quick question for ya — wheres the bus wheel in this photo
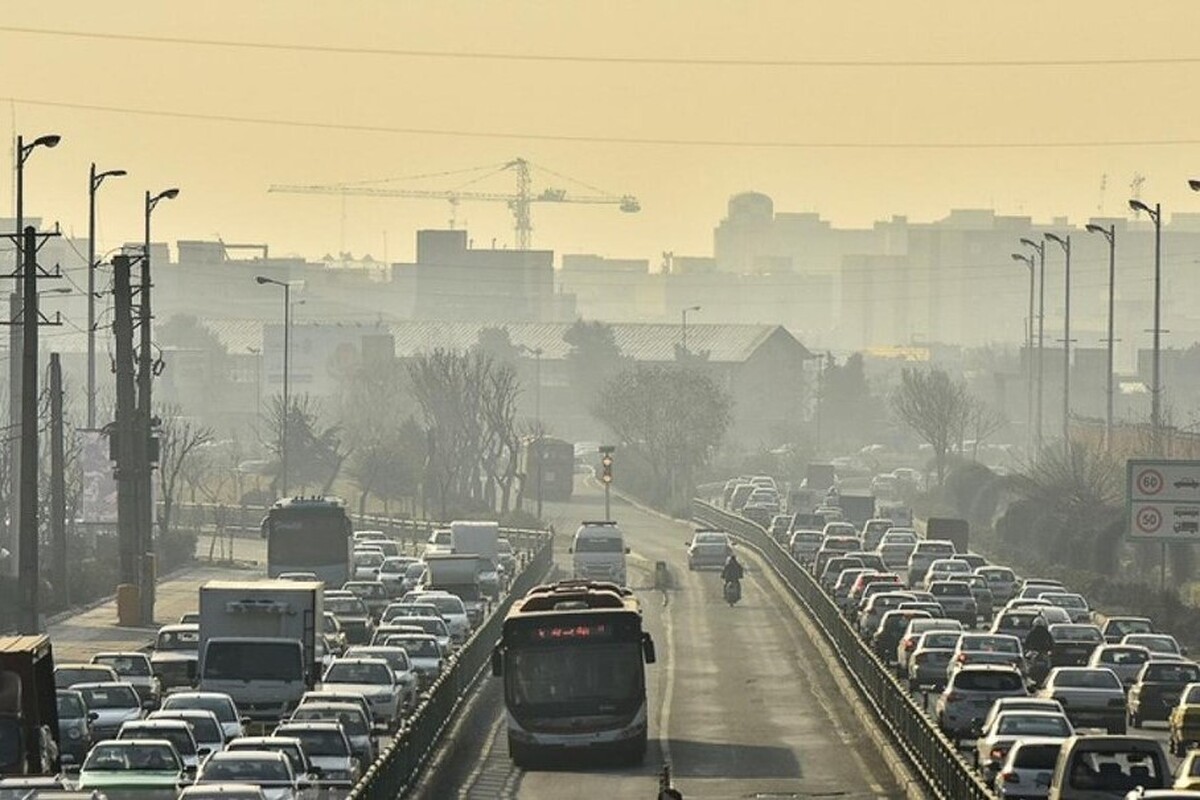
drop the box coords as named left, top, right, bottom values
left=626, top=733, right=647, bottom=766
left=509, top=736, right=533, bottom=770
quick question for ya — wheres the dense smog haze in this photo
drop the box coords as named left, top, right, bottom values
left=4, top=5, right=1200, bottom=799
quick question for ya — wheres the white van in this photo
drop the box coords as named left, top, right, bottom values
left=569, top=521, right=629, bottom=585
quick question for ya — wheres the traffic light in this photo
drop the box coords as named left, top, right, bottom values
left=600, top=453, right=613, bottom=484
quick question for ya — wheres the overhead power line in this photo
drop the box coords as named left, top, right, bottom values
left=6, top=97, right=1200, bottom=150
left=1, top=25, right=1198, bottom=69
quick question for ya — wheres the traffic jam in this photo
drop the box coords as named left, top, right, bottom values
left=0, top=517, right=524, bottom=800
left=723, top=472, right=1200, bottom=798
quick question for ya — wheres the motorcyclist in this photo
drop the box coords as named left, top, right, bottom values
left=721, top=553, right=744, bottom=586
left=1024, top=616, right=1054, bottom=656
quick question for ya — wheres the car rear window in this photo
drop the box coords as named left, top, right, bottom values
left=1054, top=670, right=1121, bottom=690
left=1014, top=743, right=1061, bottom=770
left=953, top=671, right=1024, bottom=692
left=931, top=583, right=970, bottom=597
left=1145, top=663, right=1200, bottom=683
left=1068, top=749, right=1163, bottom=790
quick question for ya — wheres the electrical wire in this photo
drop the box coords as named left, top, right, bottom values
left=6, top=96, right=1200, bottom=150
left=2, top=25, right=1198, bottom=70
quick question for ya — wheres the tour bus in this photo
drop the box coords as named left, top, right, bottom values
left=260, top=497, right=353, bottom=585
left=491, top=581, right=656, bottom=767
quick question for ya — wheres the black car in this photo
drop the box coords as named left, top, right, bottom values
left=1129, top=660, right=1200, bottom=726
left=1048, top=624, right=1104, bottom=668
left=56, top=689, right=94, bottom=768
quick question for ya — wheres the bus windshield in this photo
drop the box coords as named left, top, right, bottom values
left=508, top=642, right=643, bottom=715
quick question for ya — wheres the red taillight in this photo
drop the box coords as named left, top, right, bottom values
left=1001, top=771, right=1018, bottom=784
left=956, top=653, right=968, bottom=663
left=945, top=691, right=958, bottom=702
left=990, top=747, right=1007, bottom=761
left=904, top=639, right=916, bottom=651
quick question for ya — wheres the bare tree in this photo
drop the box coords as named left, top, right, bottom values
left=157, top=407, right=215, bottom=537
left=890, top=368, right=972, bottom=486
left=965, top=397, right=1008, bottom=460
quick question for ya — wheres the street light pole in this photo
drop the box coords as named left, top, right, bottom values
left=681, top=305, right=700, bottom=353
left=518, top=345, right=544, bottom=518
left=87, top=164, right=127, bottom=429
left=1011, top=253, right=1036, bottom=454
left=1086, top=224, right=1117, bottom=452
left=256, top=276, right=292, bottom=497
left=9, top=133, right=60, bottom=580
left=1045, top=233, right=1072, bottom=445
left=140, top=187, right=179, bottom=624
left=1130, top=199, right=1163, bottom=450
left=1020, top=237, right=1046, bottom=453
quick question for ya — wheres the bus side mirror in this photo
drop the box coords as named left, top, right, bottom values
left=567, top=547, right=573, bottom=554
left=642, top=633, right=656, bottom=665
left=625, top=547, right=631, bottom=554
left=491, top=647, right=503, bottom=677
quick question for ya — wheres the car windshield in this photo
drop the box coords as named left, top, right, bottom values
left=423, top=595, right=465, bottom=615
left=323, top=662, right=392, bottom=685
left=1053, top=627, right=1103, bottom=643
left=1067, top=748, right=1162, bottom=790
left=84, top=743, right=180, bottom=771
left=162, top=696, right=236, bottom=723
left=347, top=648, right=410, bottom=672
left=56, top=693, right=85, bottom=718
left=1055, top=670, right=1121, bottom=689
left=120, top=726, right=196, bottom=756
left=1145, top=663, right=1200, bottom=683
left=574, top=536, right=623, bottom=553
left=93, top=656, right=150, bottom=677
left=921, top=633, right=961, bottom=649
left=953, top=671, right=1023, bottom=692
left=387, top=638, right=440, bottom=658
left=997, top=714, right=1072, bottom=736
left=200, top=758, right=290, bottom=782
left=156, top=629, right=200, bottom=651
left=1013, top=743, right=1062, bottom=770
left=157, top=714, right=221, bottom=741
left=1100, top=648, right=1148, bottom=665
left=353, top=552, right=383, bottom=567
left=325, top=597, right=369, bottom=616
left=78, top=685, right=138, bottom=709
left=291, top=707, right=369, bottom=736
left=961, top=636, right=1019, bottom=654
left=284, top=729, right=348, bottom=757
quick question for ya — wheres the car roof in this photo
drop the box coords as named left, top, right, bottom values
left=165, top=692, right=234, bottom=702
left=206, top=751, right=288, bottom=762
left=151, top=709, right=221, bottom=719
left=93, top=651, right=150, bottom=659
left=294, top=701, right=365, bottom=714
left=274, top=721, right=343, bottom=732
left=70, top=681, right=137, bottom=690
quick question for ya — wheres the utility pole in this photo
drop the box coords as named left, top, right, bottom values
left=1046, top=233, right=1072, bottom=445
left=49, top=352, right=66, bottom=607
left=1129, top=199, right=1163, bottom=451
left=112, top=255, right=141, bottom=613
left=5, top=226, right=62, bottom=631
left=1021, top=238, right=1047, bottom=454
left=1086, top=223, right=1117, bottom=452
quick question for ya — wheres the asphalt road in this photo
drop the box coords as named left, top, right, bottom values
left=422, top=480, right=902, bottom=800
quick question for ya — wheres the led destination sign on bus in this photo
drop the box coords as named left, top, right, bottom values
left=511, top=615, right=640, bottom=644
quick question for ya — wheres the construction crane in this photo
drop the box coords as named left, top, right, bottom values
left=268, top=158, right=640, bottom=250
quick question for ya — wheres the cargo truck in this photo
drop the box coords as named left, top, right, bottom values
left=197, top=580, right=323, bottom=725
left=422, top=554, right=487, bottom=626
left=450, top=521, right=501, bottom=599
left=837, top=494, right=877, bottom=528
left=925, top=517, right=969, bottom=554
left=0, top=635, right=60, bottom=776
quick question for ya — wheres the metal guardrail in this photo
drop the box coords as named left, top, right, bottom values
left=692, top=499, right=996, bottom=800
left=346, top=528, right=554, bottom=800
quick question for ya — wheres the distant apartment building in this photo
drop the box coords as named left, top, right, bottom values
left=392, top=230, right=575, bottom=322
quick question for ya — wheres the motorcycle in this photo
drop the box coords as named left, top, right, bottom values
left=1025, top=649, right=1051, bottom=688
left=723, top=578, right=742, bottom=606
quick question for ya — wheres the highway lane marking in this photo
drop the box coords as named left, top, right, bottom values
left=744, top=557, right=888, bottom=796
left=658, top=568, right=677, bottom=768
left=457, top=712, right=509, bottom=798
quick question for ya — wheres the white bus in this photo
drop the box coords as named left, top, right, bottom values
left=260, top=497, right=352, bottom=586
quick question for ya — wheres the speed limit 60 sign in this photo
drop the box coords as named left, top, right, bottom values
left=1128, top=459, right=1200, bottom=541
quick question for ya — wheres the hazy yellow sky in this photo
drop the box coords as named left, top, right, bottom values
left=4, top=1, right=1200, bottom=265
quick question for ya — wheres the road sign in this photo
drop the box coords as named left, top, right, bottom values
left=1127, top=459, right=1200, bottom=541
